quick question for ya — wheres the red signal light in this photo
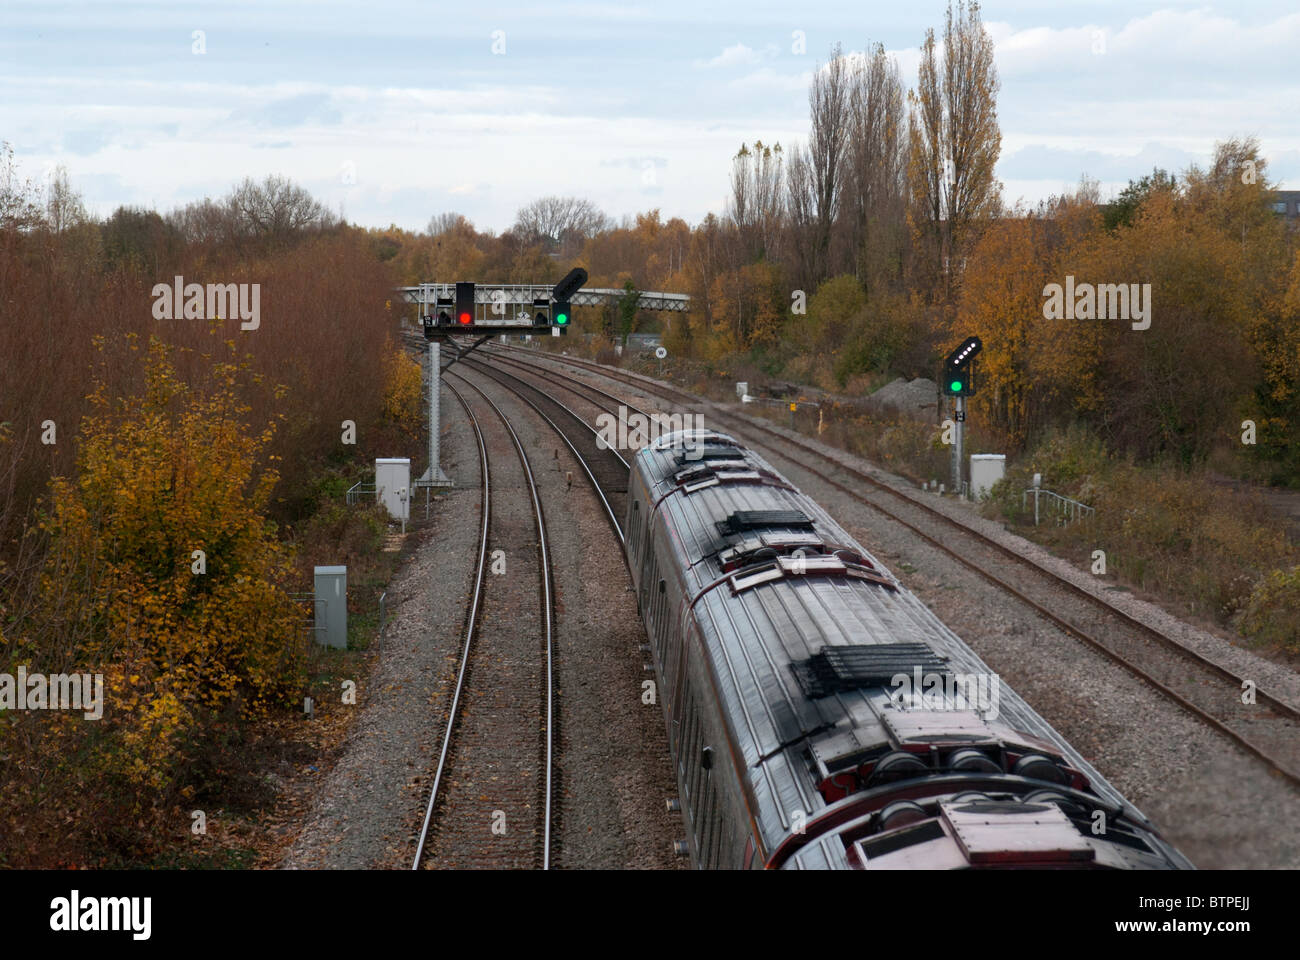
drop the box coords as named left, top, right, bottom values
left=454, top=282, right=475, bottom=326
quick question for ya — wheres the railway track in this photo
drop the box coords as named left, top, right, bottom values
left=459, top=356, right=629, bottom=542
left=410, top=373, right=556, bottom=869
left=480, top=344, right=1300, bottom=790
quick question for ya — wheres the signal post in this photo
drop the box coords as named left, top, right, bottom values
left=941, top=336, right=982, bottom=498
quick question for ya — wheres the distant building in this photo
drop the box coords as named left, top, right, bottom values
left=1271, top=189, right=1300, bottom=224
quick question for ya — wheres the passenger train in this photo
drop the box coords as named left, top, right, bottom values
left=626, top=430, right=1193, bottom=870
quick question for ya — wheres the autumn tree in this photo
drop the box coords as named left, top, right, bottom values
left=907, top=0, right=1002, bottom=296
left=805, top=273, right=866, bottom=354
left=1102, top=167, right=1177, bottom=231
left=709, top=261, right=785, bottom=355
left=958, top=211, right=1063, bottom=444
left=36, top=335, right=303, bottom=798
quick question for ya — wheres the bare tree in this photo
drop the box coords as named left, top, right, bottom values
left=806, top=45, right=852, bottom=282
left=907, top=27, right=945, bottom=282
left=728, top=144, right=752, bottom=235
left=46, top=166, right=88, bottom=234
left=0, top=143, right=43, bottom=232
left=512, top=195, right=611, bottom=255
left=785, top=144, right=818, bottom=290
left=228, top=175, right=337, bottom=239
left=845, top=43, right=907, bottom=292
left=728, top=141, right=786, bottom=261
left=942, top=1, right=1002, bottom=262
left=427, top=211, right=474, bottom=236
left=165, top=196, right=239, bottom=247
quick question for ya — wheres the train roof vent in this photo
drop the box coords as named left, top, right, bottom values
left=677, top=445, right=746, bottom=464
left=856, top=819, right=947, bottom=863
left=716, top=510, right=813, bottom=536
left=652, top=431, right=738, bottom=451
left=791, top=643, right=950, bottom=699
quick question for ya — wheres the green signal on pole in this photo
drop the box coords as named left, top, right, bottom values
left=550, top=268, right=584, bottom=332
left=942, top=336, right=982, bottom=397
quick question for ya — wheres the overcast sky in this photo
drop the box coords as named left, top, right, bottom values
left=3, top=1, right=1298, bottom=233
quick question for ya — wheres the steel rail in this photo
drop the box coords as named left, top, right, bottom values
left=459, top=356, right=627, bottom=545
left=412, top=376, right=491, bottom=869
left=445, top=370, right=558, bottom=869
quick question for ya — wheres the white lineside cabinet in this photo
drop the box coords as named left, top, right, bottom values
left=969, top=454, right=1006, bottom=501
left=375, top=458, right=411, bottom=521
left=314, top=565, right=347, bottom=649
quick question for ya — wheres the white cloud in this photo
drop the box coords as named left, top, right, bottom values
left=726, top=67, right=811, bottom=95
left=7, top=3, right=1300, bottom=229
left=697, top=43, right=767, bottom=69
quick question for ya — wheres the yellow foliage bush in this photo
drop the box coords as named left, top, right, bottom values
left=1238, top=566, right=1300, bottom=651
left=37, top=336, right=303, bottom=790
left=381, top=338, right=422, bottom=423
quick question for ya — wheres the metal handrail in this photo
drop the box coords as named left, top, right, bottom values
left=288, top=593, right=327, bottom=639
left=346, top=480, right=376, bottom=505
left=1022, top=487, right=1095, bottom=526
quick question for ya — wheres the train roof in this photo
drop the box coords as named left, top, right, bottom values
left=633, top=431, right=1189, bottom=869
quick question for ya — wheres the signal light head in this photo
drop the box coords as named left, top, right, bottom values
left=454, top=281, right=475, bottom=327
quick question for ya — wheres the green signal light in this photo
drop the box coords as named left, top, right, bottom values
left=556, top=312, right=568, bottom=325
left=950, top=380, right=963, bottom=392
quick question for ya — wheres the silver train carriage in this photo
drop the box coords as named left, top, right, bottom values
left=625, top=429, right=1192, bottom=870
